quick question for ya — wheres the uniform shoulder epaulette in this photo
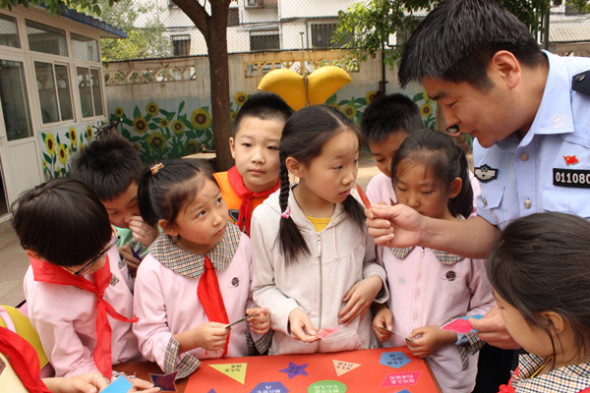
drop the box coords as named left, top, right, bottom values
left=572, top=70, right=590, bottom=95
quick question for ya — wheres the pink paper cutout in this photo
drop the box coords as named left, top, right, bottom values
left=380, top=371, right=422, bottom=387
left=316, top=327, right=340, bottom=339
left=441, top=318, right=474, bottom=334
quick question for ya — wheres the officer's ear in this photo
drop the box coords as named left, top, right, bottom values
left=489, top=50, right=521, bottom=89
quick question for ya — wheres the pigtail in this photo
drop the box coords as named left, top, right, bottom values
left=278, top=151, right=309, bottom=263
left=343, top=195, right=366, bottom=234
left=448, top=144, right=474, bottom=218
left=137, top=165, right=158, bottom=226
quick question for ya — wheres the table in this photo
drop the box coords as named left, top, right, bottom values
left=116, top=347, right=440, bottom=393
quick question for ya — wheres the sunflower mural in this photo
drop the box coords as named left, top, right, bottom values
left=41, top=123, right=97, bottom=179
left=114, top=99, right=215, bottom=164
left=324, top=90, right=378, bottom=125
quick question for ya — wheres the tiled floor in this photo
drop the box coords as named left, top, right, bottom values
left=0, top=152, right=380, bottom=308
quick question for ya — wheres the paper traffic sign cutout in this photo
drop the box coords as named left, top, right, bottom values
left=332, top=359, right=361, bottom=376
left=250, top=382, right=289, bottom=393
left=209, top=363, right=247, bottom=384
left=102, top=376, right=133, bottom=393
left=441, top=315, right=483, bottom=335
left=380, top=371, right=422, bottom=388
left=149, top=371, right=178, bottom=392
left=307, top=380, right=347, bottom=393
left=280, top=362, right=309, bottom=379
left=380, top=352, right=411, bottom=369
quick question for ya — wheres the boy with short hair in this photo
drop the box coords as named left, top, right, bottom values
left=360, top=93, right=423, bottom=205
left=72, top=133, right=158, bottom=270
left=213, top=92, right=292, bottom=235
left=14, top=179, right=142, bottom=379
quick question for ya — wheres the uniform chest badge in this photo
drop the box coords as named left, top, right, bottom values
left=564, top=155, right=579, bottom=165
left=474, top=164, right=498, bottom=183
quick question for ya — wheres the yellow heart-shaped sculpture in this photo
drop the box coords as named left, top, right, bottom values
left=258, top=66, right=351, bottom=111
left=257, top=69, right=306, bottom=111
left=307, top=66, right=352, bottom=106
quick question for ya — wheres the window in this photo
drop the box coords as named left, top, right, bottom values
left=250, top=32, right=279, bottom=51
left=71, top=33, right=99, bottom=62
left=0, top=14, right=20, bottom=48
left=172, top=34, right=191, bottom=56
left=311, top=23, right=339, bottom=49
left=34, top=61, right=73, bottom=123
left=77, top=67, right=104, bottom=118
left=228, top=8, right=239, bottom=27
left=26, top=20, right=67, bottom=56
left=0, top=60, right=32, bottom=141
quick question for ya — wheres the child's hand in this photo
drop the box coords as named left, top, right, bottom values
left=43, top=372, right=109, bottom=393
left=129, top=216, right=159, bottom=247
left=288, top=309, right=319, bottom=343
left=366, top=203, right=424, bottom=248
left=406, top=326, right=457, bottom=358
left=339, top=275, right=382, bottom=325
left=125, top=376, right=161, bottom=392
left=118, top=244, right=141, bottom=272
left=246, top=307, right=270, bottom=335
left=179, top=322, right=228, bottom=352
left=372, top=304, right=394, bottom=343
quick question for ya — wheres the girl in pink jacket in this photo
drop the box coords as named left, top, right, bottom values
left=372, top=129, right=495, bottom=393
left=134, top=159, right=270, bottom=379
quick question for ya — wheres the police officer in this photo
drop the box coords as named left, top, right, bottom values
left=366, top=0, right=590, bottom=391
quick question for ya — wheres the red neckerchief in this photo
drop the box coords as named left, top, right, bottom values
left=228, top=165, right=279, bottom=235
left=30, top=256, right=138, bottom=378
left=197, top=256, right=230, bottom=357
left=0, top=326, right=51, bottom=393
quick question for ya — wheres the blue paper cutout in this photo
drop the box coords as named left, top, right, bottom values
left=279, top=361, right=309, bottom=379
left=250, top=381, right=289, bottom=393
left=397, top=390, right=411, bottom=393
left=380, top=352, right=411, bottom=369
left=207, top=390, right=216, bottom=393
left=102, top=376, right=132, bottom=393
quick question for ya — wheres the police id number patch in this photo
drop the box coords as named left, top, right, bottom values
left=553, top=168, right=590, bottom=188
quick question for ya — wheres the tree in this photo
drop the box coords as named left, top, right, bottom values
left=95, top=0, right=172, bottom=61
left=170, top=0, right=233, bottom=171
left=334, top=0, right=553, bottom=74
left=0, top=0, right=112, bottom=15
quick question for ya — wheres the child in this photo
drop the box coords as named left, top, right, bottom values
left=72, top=133, right=158, bottom=271
left=213, top=92, right=292, bottom=235
left=372, top=129, right=494, bottom=393
left=360, top=93, right=423, bottom=205
left=251, top=105, right=388, bottom=355
left=13, top=179, right=142, bottom=379
left=134, top=159, right=270, bottom=378
left=488, top=212, right=590, bottom=392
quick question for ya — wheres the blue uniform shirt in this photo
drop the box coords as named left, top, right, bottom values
left=474, top=51, right=590, bottom=229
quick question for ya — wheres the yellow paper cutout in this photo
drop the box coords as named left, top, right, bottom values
left=209, top=362, right=248, bottom=384
left=332, top=359, right=361, bottom=376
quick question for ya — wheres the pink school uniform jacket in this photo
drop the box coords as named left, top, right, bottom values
left=23, top=246, right=140, bottom=377
left=379, top=244, right=495, bottom=393
left=133, top=224, right=266, bottom=379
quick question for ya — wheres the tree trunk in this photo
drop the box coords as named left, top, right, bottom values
left=207, top=7, right=232, bottom=171
left=172, top=0, right=233, bottom=171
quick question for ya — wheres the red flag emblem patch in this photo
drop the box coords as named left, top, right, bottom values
left=563, top=155, right=579, bottom=165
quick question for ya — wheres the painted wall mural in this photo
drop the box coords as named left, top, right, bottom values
left=37, top=88, right=438, bottom=179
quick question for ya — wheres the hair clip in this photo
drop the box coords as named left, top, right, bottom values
left=280, top=206, right=291, bottom=219
left=150, top=163, right=164, bottom=174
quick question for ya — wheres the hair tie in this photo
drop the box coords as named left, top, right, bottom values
left=280, top=206, right=291, bottom=219
left=150, top=163, right=164, bottom=174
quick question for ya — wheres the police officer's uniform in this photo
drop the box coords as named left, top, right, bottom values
left=474, top=51, right=590, bottom=228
